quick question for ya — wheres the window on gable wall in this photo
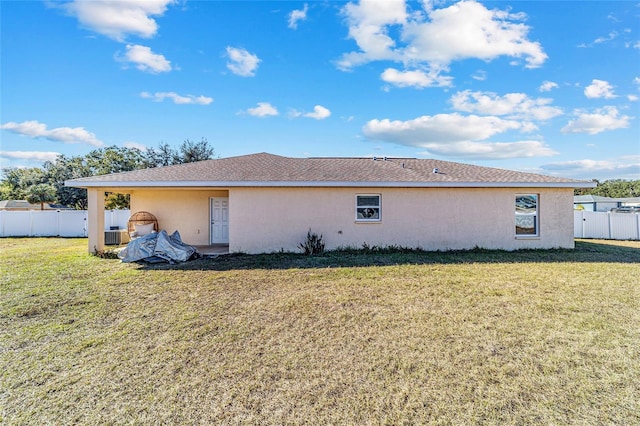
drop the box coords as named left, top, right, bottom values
left=515, top=194, right=539, bottom=236
left=356, top=194, right=381, bottom=222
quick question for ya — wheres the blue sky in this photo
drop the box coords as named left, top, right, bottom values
left=1, top=0, right=639, bottom=180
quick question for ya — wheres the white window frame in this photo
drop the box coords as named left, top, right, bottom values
left=356, top=194, right=381, bottom=222
left=515, top=194, right=539, bottom=238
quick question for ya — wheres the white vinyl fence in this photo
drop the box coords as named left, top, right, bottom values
left=574, top=211, right=640, bottom=240
left=0, top=210, right=131, bottom=237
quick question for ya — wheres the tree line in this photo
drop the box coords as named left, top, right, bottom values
left=574, top=179, right=640, bottom=198
left=0, top=139, right=215, bottom=210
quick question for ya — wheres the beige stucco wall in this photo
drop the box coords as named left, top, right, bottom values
left=130, top=189, right=228, bottom=245
left=127, top=186, right=574, bottom=253
left=229, top=187, right=575, bottom=253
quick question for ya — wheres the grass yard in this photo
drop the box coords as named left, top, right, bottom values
left=1, top=238, right=639, bottom=424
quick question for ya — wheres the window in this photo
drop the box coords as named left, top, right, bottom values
left=356, top=194, right=381, bottom=222
left=515, top=194, right=538, bottom=236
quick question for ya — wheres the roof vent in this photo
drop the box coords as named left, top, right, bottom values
left=432, top=168, right=439, bottom=174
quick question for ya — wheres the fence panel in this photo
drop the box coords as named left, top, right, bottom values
left=610, top=213, right=640, bottom=240
left=574, top=210, right=640, bottom=240
left=0, top=211, right=32, bottom=237
left=0, top=210, right=129, bottom=237
left=59, top=211, right=88, bottom=237
left=30, top=211, right=60, bottom=236
left=582, top=211, right=611, bottom=239
left=574, top=211, right=584, bottom=238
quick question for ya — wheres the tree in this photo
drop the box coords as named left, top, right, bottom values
left=105, top=193, right=130, bottom=210
left=42, top=146, right=148, bottom=209
left=144, top=142, right=175, bottom=168
left=177, top=138, right=216, bottom=163
left=25, top=183, right=57, bottom=210
left=42, top=154, right=91, bottom=210
left=574, top=179, right=640, bottom=198
left=144, top=138, right=216, bottom=167
left=1, top=140, right=216, bottom=210
left=0, top=167, right=47, bottom=200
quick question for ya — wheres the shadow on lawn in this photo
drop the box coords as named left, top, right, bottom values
left=135, top=240, right=640, bottom=271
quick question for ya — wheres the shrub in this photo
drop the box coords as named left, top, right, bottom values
left=298, top=229, right=325, bottom=255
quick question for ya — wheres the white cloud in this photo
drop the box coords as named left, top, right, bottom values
left=539, top=81, right=558, bottom=92
left=381, top=68, right=453, bottom=88
left=140, top=91, right=213, bottom=105
left=226, top=47, right=260, bottom=77
left=594, top=31, right=618, bottom=44
left=303, top=105, right=331, bottom=120
left=123, top=142, right=148, bottom=151
left=628, top=94, right=639, bottom=102
left=339, top=0, right=407, bottom=68
left=288, top=4, right=309, bottom=29
left=362, top=112, right=557, bottom=159
left=584, top=79, right=616, bottom=99
left=450, top=90, right=563, bottom=121
left=540, top=156, right=640, bottom=180
left=364, top=113, right=528, bottom=144
left=60, top=0, right=176, bottom=41
left=1, top=120, right=104, bottom=147
left=561, top=106, right=631, bottom=135
left=471, top=70, right=487, bottom=81
left=246, top=102, right=279, bottom=117
left=0, top=150, right=60, bottom=163
left=416, top=140, right=556, bottom=159
left=119, top=44, right=172, bottom=73
left=338, top=0, right=547, bottom=80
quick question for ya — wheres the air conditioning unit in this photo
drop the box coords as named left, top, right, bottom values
left=105, top=229, right=127, bottom=245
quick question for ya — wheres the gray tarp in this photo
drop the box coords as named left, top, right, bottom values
left=118, top=230, right=199, bottom=263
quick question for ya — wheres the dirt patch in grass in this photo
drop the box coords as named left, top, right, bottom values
left=1, top=238, right=639, bottom=424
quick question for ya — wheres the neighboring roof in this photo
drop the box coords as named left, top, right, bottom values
left=574, top=195, right=640, bottom=203
left=0, top=200, right=71, bottom=210
left=66, top=152, right=596, bottom=189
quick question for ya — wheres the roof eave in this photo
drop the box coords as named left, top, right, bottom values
left=65, top=180, right=597, bottom=189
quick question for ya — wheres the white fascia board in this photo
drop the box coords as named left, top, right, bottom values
left=66, top=180, right=597, bottom=189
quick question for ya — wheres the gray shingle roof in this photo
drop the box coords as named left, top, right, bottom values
left=66, top=152, right=595, bottom=188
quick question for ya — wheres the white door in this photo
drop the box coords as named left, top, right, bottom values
left=210, top=197, right=229, bottom=244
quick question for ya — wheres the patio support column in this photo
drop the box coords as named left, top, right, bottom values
left=87, top=188, right=105, bottom=254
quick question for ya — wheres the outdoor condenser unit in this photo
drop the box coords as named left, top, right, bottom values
left=104, top=229, right=127, bottom=245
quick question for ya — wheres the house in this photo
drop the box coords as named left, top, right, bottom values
left=66, top=152, right=596, bottom=254
left=0, top=200, right=72, bottom=211
left=574, top=195, right=640, bottom=212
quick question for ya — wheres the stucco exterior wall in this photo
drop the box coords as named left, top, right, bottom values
left=127, top=186, right=574, bottom=253
left=229, top=187, right=575, bottom=253
left=130, top=189, right=228, bottom=245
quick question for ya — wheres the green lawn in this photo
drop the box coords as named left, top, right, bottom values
left=1, top=238, right=639, bottom=424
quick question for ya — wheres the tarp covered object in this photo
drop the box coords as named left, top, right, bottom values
left=119, top=230, right=199, bottom=263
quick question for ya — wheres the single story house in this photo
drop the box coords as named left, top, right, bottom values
left=66, top=152, right=595, bottom=254
left=574, top=195, right=640, bottom=212
left=0, top=200, right=72, bottom=211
